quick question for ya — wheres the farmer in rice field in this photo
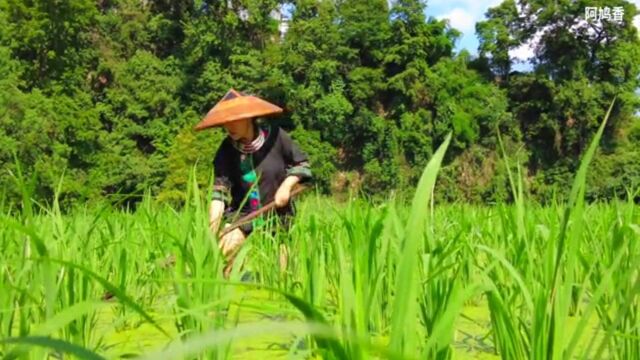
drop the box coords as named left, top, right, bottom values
left=194, top=89, right=312, bottom=277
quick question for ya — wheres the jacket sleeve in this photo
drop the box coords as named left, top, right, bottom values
left=280, top=129, right=312, bottom=182
left=212, top=142, right=232, bottom=205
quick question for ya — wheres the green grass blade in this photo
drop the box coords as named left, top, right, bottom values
left=475, top=244, right=534, bottom=311
left=283, top=293, right=349, bottom=359
left=32, top=301, right=108, bottom=336
left=42, top=258, right=170, bottom=338
left=554, top=99, right=615, bottom=275
left=390, top=133, right=451, bottom=356
left=548, top=99, right=615, bottom=357
left=135, top=320, right=408, bottom=360
left=0, top=336, right=106, bottom=360
left=0, top=216, right=48, bottom=257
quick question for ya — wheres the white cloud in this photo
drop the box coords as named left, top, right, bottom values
left=508, top=24, right=552, bottom=62
left=429, top=0, right=501, bottom=10
left=438, top=8, right=476, bottom=32
left=431, top=0, right=502, bottom=22
left=634, top=15, right=640, bottom=30
left=509, top=43, right=534, bottom=61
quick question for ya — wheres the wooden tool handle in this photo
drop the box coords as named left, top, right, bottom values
left=218, top=185, right=308, bottom=237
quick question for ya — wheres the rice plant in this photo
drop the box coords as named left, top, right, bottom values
left=1, top=103, right=639, bottom=359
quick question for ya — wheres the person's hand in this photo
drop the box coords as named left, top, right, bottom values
left=209, top=200, right=225, bottom=233
left=274, top=185, right=291, bottom=208
left=275, top=175, right=300, bottom=208
left=218, top=225, right=246, bottom=258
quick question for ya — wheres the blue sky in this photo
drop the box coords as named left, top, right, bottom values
left=427, top=0, right=640, bottom=64
left=428, top=0, right=502, bottom=55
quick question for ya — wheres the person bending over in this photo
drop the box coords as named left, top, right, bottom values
left=194, top=89, right=312, bottom=277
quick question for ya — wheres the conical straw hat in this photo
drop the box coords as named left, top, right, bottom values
left=194, top=89, right=283, bottom=131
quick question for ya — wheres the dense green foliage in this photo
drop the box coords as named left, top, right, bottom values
left=1, top=0, right=639, bottom=207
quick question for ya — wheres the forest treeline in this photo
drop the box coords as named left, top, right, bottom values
left=1, top=0, right=639, bottom=208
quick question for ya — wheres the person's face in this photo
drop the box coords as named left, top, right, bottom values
left=223, top=118, right=253, bottom=142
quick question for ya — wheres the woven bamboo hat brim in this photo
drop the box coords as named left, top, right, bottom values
left=194, top=89, right=283, bottom=131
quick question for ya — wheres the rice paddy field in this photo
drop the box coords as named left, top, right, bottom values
left=1, top=131, right=639, bottom=359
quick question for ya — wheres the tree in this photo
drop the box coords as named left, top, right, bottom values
left=0, top=0, right=98, bottom=90
left=477, top=0, right=640, bottom=200
left=94, top=51, right=184, bottom=199
left=0, top=46, right=103, bottom=206
left=476, top=0, right=520, bottom=80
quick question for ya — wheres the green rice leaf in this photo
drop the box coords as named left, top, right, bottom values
left=1, top=336, right=106, bottom=360
left=40, top=258, right=170, bottom=338
left=390, top=133, right=451, bottom=356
